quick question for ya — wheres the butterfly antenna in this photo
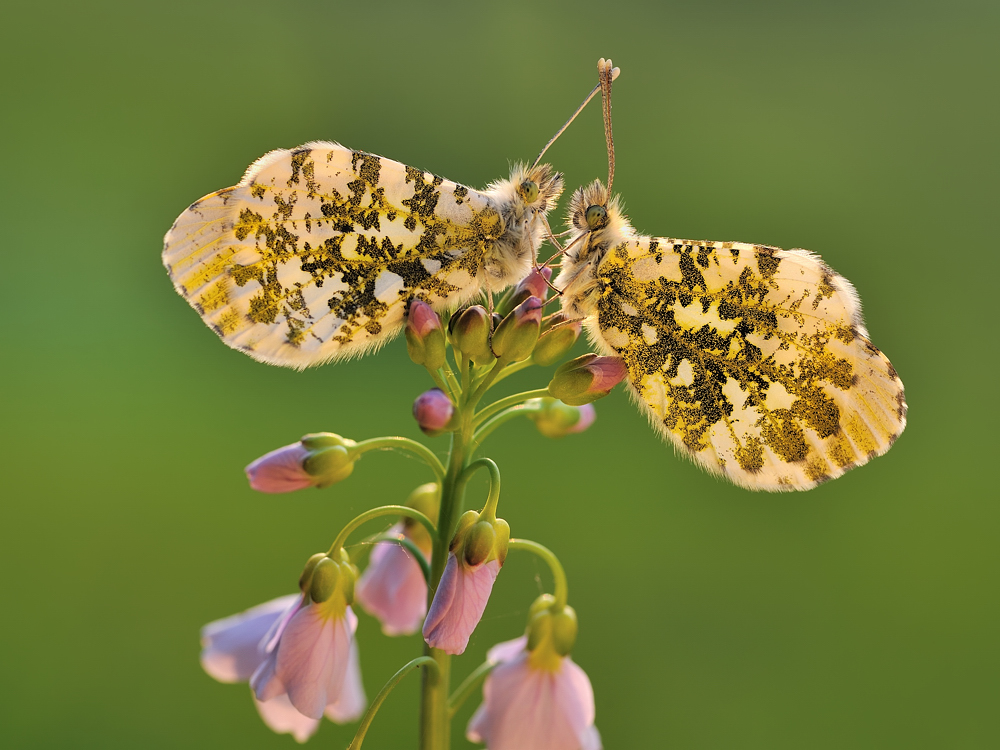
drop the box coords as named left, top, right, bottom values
left=532, top=62, right=622, bottom=170
left=598, top=58, right=616, bottom=195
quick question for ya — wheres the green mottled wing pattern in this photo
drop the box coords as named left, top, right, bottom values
left=163, top=142, right=506, bottom=368
left=594, top=237, right=907, bottom=490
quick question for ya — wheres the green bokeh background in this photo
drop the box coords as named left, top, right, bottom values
left=3, top=1, right=997, bottom=747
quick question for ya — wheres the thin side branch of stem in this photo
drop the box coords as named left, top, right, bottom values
left=364, top=533, right=432, bottom=584
left=352, top=437, right=446, bottom=482
left=472, top=403, right=544, bottom=448
left=447, top=661, right=496, bottom=719
left=459, top=457, right=501, bottom=520
left=508, top=538, right=569, bottom=608
left=349, top=656, right=439, bottom=750
left=330, top=505, right=436, bottom=554
left=472, top=388, right=551, bottom=428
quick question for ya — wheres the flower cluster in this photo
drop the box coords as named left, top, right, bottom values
left=199, top=283, right=626, bottom=748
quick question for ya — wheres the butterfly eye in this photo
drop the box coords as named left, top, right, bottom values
left=585, top=204, right=608, bottom=229
left=518, top=180, right=540, bottom=203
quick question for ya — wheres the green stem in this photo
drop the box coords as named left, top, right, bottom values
left=329, top=505, right=436, bottom=555
left=460, top=457, right=501, bottom=521
left=447, top=661, right=496, bottom=719
left=429, top=369, right=452, bottom=398
left=472, top=388, right=551, bottom=428
left=352, top=437, right=446, bottom=482
left=508, top=538, right=569, bottom=609
left=489, top=357, right=536, bottom=386
left=349, top=656, right=439, bottom=750
left=441, top=361, right=462, bottom=398
left=466, top=359, right=505, bottom=410
left=364, top=533, right=432, bottom=584
left=472, top=402, right=545, bottom=448
left=420, top=426, right=471, bottom=750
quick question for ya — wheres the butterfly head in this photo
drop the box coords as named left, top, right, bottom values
left=510, top=162, right=565, bottom=214
left=565, top=179, right=630, bottom=258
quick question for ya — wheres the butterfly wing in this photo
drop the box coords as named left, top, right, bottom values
left=163, top=142, right=506, bottom=368
left=593, top=237, right=906, bottom=490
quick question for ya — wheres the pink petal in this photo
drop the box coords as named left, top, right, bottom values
left=486, top=636, right=528, bottom=665
left=325, top=637, right=366, bottom=723
left=200, top=594, right=300, bottom=683
left=254, top=695, right=320, bottom=743
left=245, top=443, right=313, bottom=493
left=466, top=650, right=598, bottom=750
left=422, top=555, right=500, bottom=655
left=356, top=530, right=429, bottom=636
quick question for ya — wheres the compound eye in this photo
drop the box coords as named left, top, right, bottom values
left=585, top=204, right=608, bottom=230
left=518, top=180, right=540, bottom=203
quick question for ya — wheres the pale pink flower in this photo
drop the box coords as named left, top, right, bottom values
left=251, top=601, right=365, bottom=721
left=200, top=594, right=365, bottom=741
left=422, top=553, right=501, bottom=655
left=245, top=443, right=313, bottom=493
left=356, top=523, right=430, bottom=635
left=467, top=637, right=601, bottom=750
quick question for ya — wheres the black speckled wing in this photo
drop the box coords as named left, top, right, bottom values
left=593, top=237, right=907, bottom=490
left=163, top=142, right=506, bottom=368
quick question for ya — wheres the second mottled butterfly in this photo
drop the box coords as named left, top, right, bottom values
left=162, top=68, right=617, bottom=369
left=554, top=60, right=906, bottom=491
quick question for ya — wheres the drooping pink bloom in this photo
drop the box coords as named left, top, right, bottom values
left=245, top=443, right=313, bottom=493
left=467, top=637, right=601, bottom=750
left=422, top=553, right=501, bottom=655
left=356, top=523, right=431, bottom=636
left=566, top=403, right=596, bottom=433
left=251, top=600, right=365, bottom=721
left=200, top=594, right=365, bottom=741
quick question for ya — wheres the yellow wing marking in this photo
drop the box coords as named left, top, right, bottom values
left=163, top=142, right=503, bottom=368
left=594, top=237, right=906, bottom=491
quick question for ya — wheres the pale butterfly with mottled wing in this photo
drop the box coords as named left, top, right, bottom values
left=162, top=66, right=618, bottom=369
left=553, top=59, right=906, bottom=491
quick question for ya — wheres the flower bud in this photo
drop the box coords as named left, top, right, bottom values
left=302, top=445, right=356, bottom=487
left=246, top=434, right=357, bottom=493
left=547, top=354, right=628, bottom=406
left=496, top=268, right=551, bottom=317
left=491, top=296, right=543, bottom=363
left=450, top=305, right=495, bottom=366
left=527, top=398, right=596, bottom=438
left=309, top=557, right=341, bottom=603
left=412, top=388, right=455, bottom=435
left=531, top=318, right=582, bottom=366
left=405, top=300, right=446, bottom=370
left=298, top=552, right=327, bottom=592
left=526, top=596, right=578, bottom=657
left=463, top=521, right=496, bottom=566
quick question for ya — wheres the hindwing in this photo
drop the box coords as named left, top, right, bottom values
left=163, top=142, right=507, bottom=368
left=593, top=237, right=906, bottom=490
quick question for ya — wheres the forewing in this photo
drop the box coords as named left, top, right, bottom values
left=594, top=238, right=906, bottom=490
left=163, top=142, right=504, bottom=368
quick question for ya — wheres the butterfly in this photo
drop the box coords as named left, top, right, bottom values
left=161, top=68, right=617, bottom=369
left=554, top=59, right=906, bottom=491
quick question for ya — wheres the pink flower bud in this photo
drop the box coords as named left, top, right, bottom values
left=492, top=296, right=543, bottom=363
left=548, top=354, right=628, bottom=406
left=450, top=305, right=495, bottom=365
left=245, top=442, right=313, bottom=493
left=467, top=636, right=602, bottom=750
left=405, top=300, right=446, bottom=370
left=497, top=267, right=552, bottom=316
left=412, top=388, right=454, bottom=433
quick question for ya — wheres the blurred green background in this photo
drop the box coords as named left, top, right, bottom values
left=2, top=0, right=997, bottom=747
